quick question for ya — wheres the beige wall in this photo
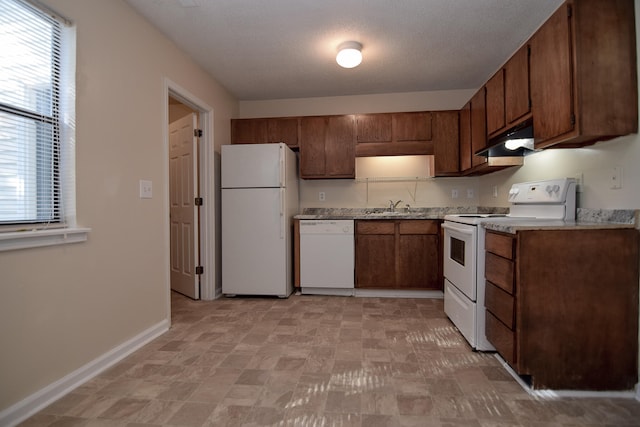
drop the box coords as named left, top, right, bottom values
left=0, top=0, right=237, bottom=411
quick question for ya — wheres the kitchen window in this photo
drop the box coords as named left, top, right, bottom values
left=0, top=0, right=88, bottom=251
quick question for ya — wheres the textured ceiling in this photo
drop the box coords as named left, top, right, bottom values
left=125, top=0, right=564, bottom=101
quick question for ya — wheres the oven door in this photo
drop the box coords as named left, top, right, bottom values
left=442, top=221, right=477, bottom=300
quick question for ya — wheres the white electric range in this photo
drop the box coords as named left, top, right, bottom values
left=442, top=178, right=577, bottom=351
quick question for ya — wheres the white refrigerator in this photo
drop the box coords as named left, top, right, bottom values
left=221, top=143, right=299, bottom=297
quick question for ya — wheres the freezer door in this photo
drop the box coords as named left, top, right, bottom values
left=221, top=187, right=291, bottom=296
left=221, top=143, right=287, bottom=188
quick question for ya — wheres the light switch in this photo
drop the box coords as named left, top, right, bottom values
left=139, top=180, right=153, bottom=199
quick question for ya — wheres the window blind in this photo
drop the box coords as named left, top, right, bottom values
left=0, top=0, right=63, bottom=225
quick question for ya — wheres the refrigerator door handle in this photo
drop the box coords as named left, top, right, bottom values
left=279, top=188, right=285, bottom=239
left=279, top=144, right=285, bottom=187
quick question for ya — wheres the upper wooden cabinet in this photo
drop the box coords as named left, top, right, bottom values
left=486, top=45, right=531, bottom=138
left=530, top=0, right=637, bottom=149
left=433, top=111, right=460, bottom=176
left=459, top=89, right=489, bottom=173
left=231, top=117, right=299, bottom=148
left=299, top=115, right=355, bottom=179
left=355, top=112, right=433, bottom=156
left=470, top=88, right=487, bottom=168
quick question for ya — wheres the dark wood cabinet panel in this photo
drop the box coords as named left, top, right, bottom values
left=300, top=115, right=355, bottom=179
left=485, top=231, right=515, bottom=260
left=486, top=45, right=531, bottom=139
left=355, top=112, right=434, bottom=157
left=485, top=252, right=514, bottom=294
left=433, top=111, right=460, bottom=176
left=356, top=114, right=392, bottom=143
left=470, top=88, right=487, bottom=167
left=231, top=118, right=268, bottom=144
left=355, top=234, right=396, bottom=288
left=232, top=117, right=299, bottom=148
left=486, top=311, right=516, bottom=366
left=485, top=70, right=505, bottom=135
left=299, top=116, right=327, bottom=178
left=504, top=45, right=531, bottom=125
left=530, top=3, right=574, bottom=145
left=325, top=115, right=355, bottom=177
left=485, top=281, right=515, bottom=329
left=459, top=104, right=471, bottom=172
left=398, top=234, right=439, bottom=289
left=530, top=0, right=637, bottom=149
left=268, top=118, right=299, bottom=147
left=356, top=220, right=441, bottom=290
left=485, top=228, right=640, bottom=391
left=393, top=112, right=432, bottom=142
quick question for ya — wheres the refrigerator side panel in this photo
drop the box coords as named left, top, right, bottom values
left=221, top=188, right=290, bottom=296
left=221, top=143, right=284, bottom=188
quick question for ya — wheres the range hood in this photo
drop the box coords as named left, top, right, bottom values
left=477, top=121, right=538, bottom=157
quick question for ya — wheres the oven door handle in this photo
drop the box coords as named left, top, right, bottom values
left=442, top=222, right=475, bottom=236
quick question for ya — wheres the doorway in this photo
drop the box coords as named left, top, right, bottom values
left=169, top=100, right=199, bottom=299
left=164, top=79, right=217, bottom=310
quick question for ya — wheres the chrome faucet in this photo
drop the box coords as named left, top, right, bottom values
left=389, top=199, right=403, bottom=212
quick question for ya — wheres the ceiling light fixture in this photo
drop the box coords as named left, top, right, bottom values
left=336, top=41, right=363, bottom=68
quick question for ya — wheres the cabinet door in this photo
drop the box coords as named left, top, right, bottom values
left=231, top=119, right=268, bottom=144
left=486, top=70, right=505, bottom=136
left=530, top=3, right=574, bottom=144
left=325, top=115, right=355, bottom=177
left=268, top=118, right=299, bottom=148
left=356, top=114, right=392, bottom=143
left=505, top=45, right=531, bottom=124
left=470, top=88, right=487, bottom=167
left=433, top=111, right=460, bottom=175
left=397, top=220, right=440, bottom=290
left=398, top=234, right=439, bottom=289
left=459, top=103, right=472, bottom=171
left=355, top=221, right=395, bottom=288
left=393, top=112, right=432, bottom=142
left=299, top=116, right=327, bottom=178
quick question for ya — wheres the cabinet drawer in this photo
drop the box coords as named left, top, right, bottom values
left=485, top=232, right=515, bottom=260
left=485, top=281, right=515, bottom=329
left=398, top=220, right=438, bottom=235
left=356, top=221, right=395, bottom=235
left=486, top=311, right=516, bottom=366
left=485, top=252, right=515, bottom=294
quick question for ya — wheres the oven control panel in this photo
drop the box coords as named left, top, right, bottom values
left=508, top=178, right=576, bottom=204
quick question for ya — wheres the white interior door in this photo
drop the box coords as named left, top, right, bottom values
left=169, top=113, right=200, bottom=299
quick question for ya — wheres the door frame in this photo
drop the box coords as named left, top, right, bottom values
left=163, top=78, right=217, bottom=309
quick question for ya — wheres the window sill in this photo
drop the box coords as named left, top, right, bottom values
left=0, top=227, right=91, bottom=252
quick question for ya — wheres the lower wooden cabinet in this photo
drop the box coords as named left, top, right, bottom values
left=484, top=228, right=639, bottom=390
left=355, top=220, right=441, bottom=290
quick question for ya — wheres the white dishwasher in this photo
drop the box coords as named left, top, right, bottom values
left=299, top=219, right=354, bottom=296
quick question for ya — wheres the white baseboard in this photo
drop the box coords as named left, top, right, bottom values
left=354, top=289, right=444, bottom=299
left=0, top=319, right=169, bottom=427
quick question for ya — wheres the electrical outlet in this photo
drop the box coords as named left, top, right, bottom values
left=318, top=191, right=326, bottom=201
left=451, top=189, right=459, bottom=199
left=610, top=166, right=623, bottom=189
left=467, top=188, right=474, bottom=199
left=139, top=180, right=152, bottom=199
left=492, top=185, right=498, bottom=198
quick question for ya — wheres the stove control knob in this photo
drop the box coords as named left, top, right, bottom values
left=546, top=185, right=553, bottom=195
left=553, top=184, right=560, bottom=193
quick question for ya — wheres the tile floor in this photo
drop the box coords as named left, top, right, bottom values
left=21, top=292, right=640, bottom=426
